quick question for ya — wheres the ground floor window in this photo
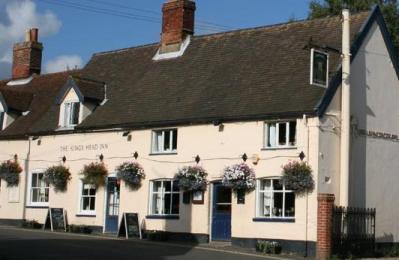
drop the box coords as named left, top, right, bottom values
left=80, top=183, right=96, bottom=214
left=256, top=178, right=295, bottom=218
left=30, top=172, right=49, bottom=206
left=149, top=180, right=180, bottom=215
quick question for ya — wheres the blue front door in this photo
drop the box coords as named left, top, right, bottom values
left=105, top=177, right=120, bottom=233
left=212, top=183, right=232, bottom=241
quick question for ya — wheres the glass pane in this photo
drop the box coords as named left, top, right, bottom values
left=171, top=193, right=180, bottom=214
left=31, top=174, right=38, bottom=188
left=260, top=179, right=272, bottom=191
left=64, top=103, right=71, bottom=126
left=289, top=121, right=297, bottom=146
left=90, top=197, right=96, bottom=211
left=0, top=112, right=4, bottom=130
left=164, top=131, right=170, bottom=151
left=313, top=51, right=327, bottom=85
left=273, top=179, right=283, bottom=191
left=267, top=123, right=276, bottom=147
left=82, top=187, right=89, bottom=196
left=272, top=192, right=283, bottom=217
left=152, top=193, right=162, bottom=214
left=285, top=192, right=295, bottom=217
left=164, top=193, right=171, bottom=214
left=217, top=186, right=231, bottom=204
left=153, top=131, right=163, bottom=152
left=153, top=181, right=162, bottom=193
left=172, top=130, right=177, bottom=150
left=164, top=181, right=172, bottom=192
left=71, top=102, right=80, bottom=125
left=32, top=189, right=38, bottom=202
left=172, top=181, right=179, bottom=192
left=278, top=123, right=287, bottom=146
left=89, top=188, right=96, bottom=196
left=259, top=192, right=271, bottom=217
left=82, top=197, right=90, bottom=211
left=216, top=204, right=231, bottom=213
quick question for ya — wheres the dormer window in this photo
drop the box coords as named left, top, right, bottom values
left=310, top=49, right=329, bottom=87
left=0, top=111, right=4, bottom=130
left=62, top=101, right=80, bottom=127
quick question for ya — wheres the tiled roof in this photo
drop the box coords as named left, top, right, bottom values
left=0, top=11, right=373, bottom=138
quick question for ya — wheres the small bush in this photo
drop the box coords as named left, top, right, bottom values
left=68, top=225, right=92, bottom=234
left=21, top=219, right=42, bottom=229
left=256, top=240, right=282, bottom=255
left=147, top=231, right=168, bottom=241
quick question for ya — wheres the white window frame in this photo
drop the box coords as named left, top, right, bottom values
left=148, top=179, right=180, bottom=216
left=28, top=169, right=49, bottom=207
left=78, top=181, right=97, bottom=216
left=0, top=111, right=5, bottom=131
left=264, top=121, right=297, bottom=149
left=59, top=100, right=82, bottom=128
left=255, top=178, right=295, bottom=219
left=310, top=48, right=329, bottom=88
left=151, top=129, right=178, bottom=154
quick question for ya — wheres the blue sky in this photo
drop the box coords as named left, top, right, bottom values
left=0, top=0, right=311, bottom=78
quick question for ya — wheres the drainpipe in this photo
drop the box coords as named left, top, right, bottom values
left=22, top=136, right=32, bottom=220
left=340, top=9, right=351, bottom=207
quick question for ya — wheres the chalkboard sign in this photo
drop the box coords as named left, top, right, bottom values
left=118, top=213, right=141, bottom=239
left=44, top=208, right=66, bottom=232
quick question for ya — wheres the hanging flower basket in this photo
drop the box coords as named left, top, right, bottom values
left=175, top=165, right=208, bottom=191
left=44, top=165, right=72, bottom=192
left=282, top=161, right=314, bottom=196
left=80, top=162, right=108, bottom=187
left=0, top=160, right=22, bottom=187
left=116, top=161, right=145, bottom=189
left=222, top=163, right=256, bottom=192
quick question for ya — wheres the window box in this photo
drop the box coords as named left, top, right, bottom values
left=264, top=121, right=297, bottom=149
left=255, top=178, right=295, bottom=219
left=151, top=129, right=178, bottom=154
left=149, top=180, right=180, bottom=216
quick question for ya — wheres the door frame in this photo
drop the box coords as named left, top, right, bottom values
left=209, top=181, right=232, bottom=242
left=102, top=174, right=119, bottom=233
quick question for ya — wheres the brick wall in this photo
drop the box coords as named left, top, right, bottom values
left=12, top=41, right=43, bottom=79
left=317, top=193, right=335, bottom=259
left=161, top=0, right=195, bottom=47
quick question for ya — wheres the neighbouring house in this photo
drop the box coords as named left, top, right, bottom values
left=0, top=1, right=398, bottom=258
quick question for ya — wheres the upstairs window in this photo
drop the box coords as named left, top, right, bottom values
left=264, top=121, right=297, bottom=148
left=311, top=49, right=329, bottom=87
left=62, top=102, right=80, bottom=127
left=0, top=111, right=4, bottom=130
left=152, top=129, right=178, bottom=154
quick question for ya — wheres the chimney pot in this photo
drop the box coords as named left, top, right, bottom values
left=12, top=28, right=43, bottom=79
left=160, top=0, right=195, bottom=52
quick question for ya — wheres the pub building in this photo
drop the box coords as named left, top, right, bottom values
left=1, top=2, right=399, bottom=258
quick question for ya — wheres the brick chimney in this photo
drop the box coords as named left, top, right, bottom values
left=161, top=0, right=195, bottom=53
left=12, top=28, right=43, bottom=79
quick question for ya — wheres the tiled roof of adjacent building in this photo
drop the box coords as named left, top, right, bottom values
left=0, top=10, right=377, bottom=138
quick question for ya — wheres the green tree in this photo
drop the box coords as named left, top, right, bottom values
left=309, top=0, right=399, bottom=51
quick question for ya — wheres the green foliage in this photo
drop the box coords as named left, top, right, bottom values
left=80, top=162, right=108, bottom=187
left=21, top=219, right=42, bottom=229
left=309, top=0, right=399, bottom=51
left=256, top=240, right=282, bottom=254
left=44, top=165, right=72, bottom=192
left=282, top=161, right=314, bottom=196
left=116, top=161, right=145, bottom=190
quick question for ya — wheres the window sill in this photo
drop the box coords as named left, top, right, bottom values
left=149, top=152, right=178, bottom=156
left=261, top=147, right=297, bottom=151
left=56, top=126, right=76, bottom=131
left=253, top=217, right=295, bottom=223
left=146, top=215, right=179, bottom=220
left=76, top=214, right=96, bottom=218
left=26, top=205, right=49, bottom=209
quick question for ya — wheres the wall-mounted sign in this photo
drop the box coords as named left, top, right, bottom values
left=358, top=129, right=399, bottom=141
left=60, top=143, right=109, bottom=153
